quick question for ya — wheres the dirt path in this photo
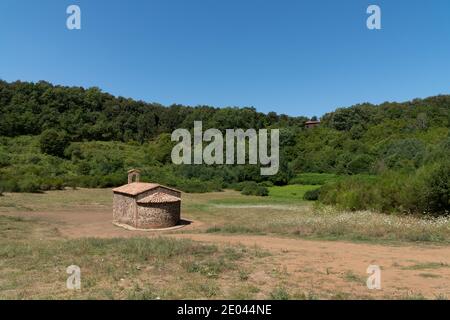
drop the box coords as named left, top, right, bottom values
left=3, top=210, right=450, bottom=299
left=170, top=233, right=450, bottom=298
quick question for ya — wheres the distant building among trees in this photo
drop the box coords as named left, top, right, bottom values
left=305, top=120, right=321, bottom=129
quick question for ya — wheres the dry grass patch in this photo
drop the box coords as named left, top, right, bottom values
left=0, top=215, right=276, bottom=300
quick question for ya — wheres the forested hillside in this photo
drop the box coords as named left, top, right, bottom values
left=0, top=80, right=306, bottom=141
left=0, top=80, right=449, bottom=214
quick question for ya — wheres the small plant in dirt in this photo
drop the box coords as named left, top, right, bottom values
left=239, top=270, right=250, bottom=281
left=251, top=245, right=271, bottom=258
left=223, top=247, right=245, bottom=261
left=270, top=287, right=290, bottom=300
left=183, top=257, right=236, bottom=278
left=127, top=284, right=160, bottom=300
left=343, top=271, right=365, bottom=284
left=198, top=282, right=220, bottom=298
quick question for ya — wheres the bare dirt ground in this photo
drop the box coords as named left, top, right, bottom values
left=3, top=208, right=450, bottom=299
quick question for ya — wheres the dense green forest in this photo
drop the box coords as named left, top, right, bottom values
left=0, top=80, right=449, bottom=214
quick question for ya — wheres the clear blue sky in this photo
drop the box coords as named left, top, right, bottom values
left=1, top=0, right=450, bottom=117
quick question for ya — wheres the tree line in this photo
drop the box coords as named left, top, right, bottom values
left=0, top=80, right=307, bottom=142
left=0, top=80, right=449, bottom=214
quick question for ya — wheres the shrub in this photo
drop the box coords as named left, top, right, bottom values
left=77, top=161, right=91, bottom=175
left=424, top=162, right=450, bottom=214
left=18, top=178, right=41, bottom=193
left=259, top=181, right=274, bottom=187
left=0, top=180, right=19, bottom=193
left=99, top=174, right=126, bottom=188
left=319, top=175, right=384, bottom=212
left=0, top=152, right=10, bottom=167
left=183, top=181, right=209, bottom=193
left=232, top=182, right=247, bottom=192
left=379, top=138, right=426, bottom=170
left=319, top=167, right=450, bottom=215
left=172, top=178, right=222, bottom=193
left=39, top=129, right=70, bottom=158
left=255, top=186, right=269, bottom=196
left=241, top=182, right=269, bottom=196
left=347, top=154, right=374, bottom=174
left=303, top=188, right=321, bottom=201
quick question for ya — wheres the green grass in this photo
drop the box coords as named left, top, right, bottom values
left=289, top=173, right=341, bottom=186
left=268, top=185, right=318, bottom=201
left=209, top=185, right=318, bottom=206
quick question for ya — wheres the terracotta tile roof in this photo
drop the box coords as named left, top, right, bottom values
left=137, top=192, right=181, bottom=204
left=112, top=182, right=159, bottom=196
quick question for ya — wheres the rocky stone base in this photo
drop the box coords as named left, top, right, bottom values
left=112, top=220, right=190, bottom=232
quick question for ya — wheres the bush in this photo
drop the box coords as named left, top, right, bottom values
left=347, top=155, right=374, bottom=174
left=379, top=138, right=426, bottom=170
left=319, top=175, right=385, bottom=212
left=319, top=166, right=450, bottom=215
left=39, top=129, right=70, bottom=158
left=18, top=178, right=41, bottom=193
left=424, top=162, right=450, bottom=214
left=231, top=182, right=246, bottom=192
left=241, top=182, right=269, bottom=196
left=259, top=181, right=274, bottom=187
left=303, top=188, right=321, bottom=201
left=98, top=174, right=126, bottom=188
left=0, top=180, right=19, bottom=193
left=172, top=178, right=222, bottom=193
left=0, top=152, right=10, bottom=167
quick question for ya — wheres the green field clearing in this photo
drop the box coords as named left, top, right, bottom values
left=269, top=185, right=319, bottom=200
left=289, top=173, right=341, bottom=185
left=1, top=187, right=449, bottom=244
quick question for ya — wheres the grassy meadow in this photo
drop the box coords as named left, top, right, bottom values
left=185, top=188, right=450, bottom=244
left=1, top=186, right=450, bottom=300
left=1, top=184, right=450, bottom=244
